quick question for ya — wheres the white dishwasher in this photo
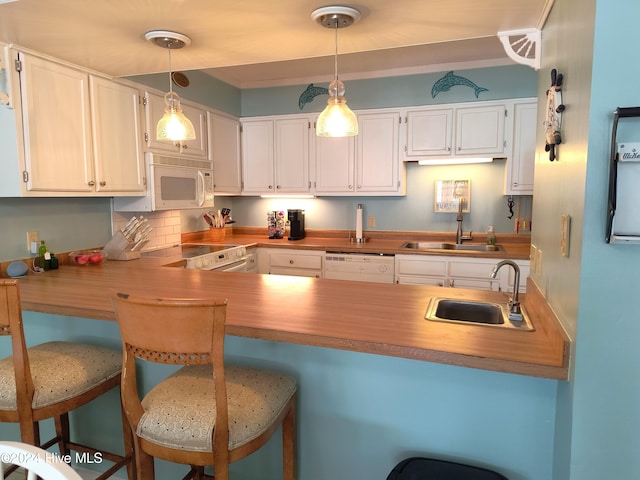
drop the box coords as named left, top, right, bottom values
left=324, top=252, right=395, bottom=283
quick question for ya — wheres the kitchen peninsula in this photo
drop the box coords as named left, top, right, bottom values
left=4, top=235, right=569, bottom=480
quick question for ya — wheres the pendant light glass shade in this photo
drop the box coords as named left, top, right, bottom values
left=316, top=79, right=358, bottom=137
left=145, top=30, right=195, bottom=142
left=312, top=6, right=360, bottom=138
left=157, top=91, right=196, bottom=141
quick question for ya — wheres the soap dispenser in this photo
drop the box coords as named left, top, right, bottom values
left=486, top=225, right=496, bottom=246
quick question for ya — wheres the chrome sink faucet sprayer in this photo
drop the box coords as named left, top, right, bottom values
left=490, top=260, right=523, bottom=321
left=455, top=195, right=472, bottom=244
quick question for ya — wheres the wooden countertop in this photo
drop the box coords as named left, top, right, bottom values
left=184, top=228, right=532, bottom=260
left=14, top=245, right=569, bottom=380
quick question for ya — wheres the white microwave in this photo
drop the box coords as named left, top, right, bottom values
left=113, top=153, right=214, bottom=212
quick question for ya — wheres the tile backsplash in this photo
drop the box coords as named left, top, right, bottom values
left=111, top=210, right=181, bottom=251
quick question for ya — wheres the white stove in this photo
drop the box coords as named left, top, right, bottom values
left=144, top=244, right=254, bottom=272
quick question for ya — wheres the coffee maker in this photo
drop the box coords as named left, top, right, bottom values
left=287, top=209, right=305, bottom=240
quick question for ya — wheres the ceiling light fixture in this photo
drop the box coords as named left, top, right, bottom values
left=311, top=6, right=361, bottom=137
left=145, top=30, right=196, bottom=142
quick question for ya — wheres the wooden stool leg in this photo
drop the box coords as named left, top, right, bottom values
left=282, top=395, right=297, bottom=480
left=133, top=437, right=154, bottom=480
left=18, top=419, right=40, bottom=447
left=54, top=413, right=70, bottom=456
left=119, top=396, right=136, bottom=480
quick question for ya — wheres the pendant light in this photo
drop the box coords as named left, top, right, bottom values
left=311, top=6, right=361, bottom=137
left=145, top=30, right=196, bottom=142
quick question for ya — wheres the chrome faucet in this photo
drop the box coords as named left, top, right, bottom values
left=455, top=196, right=472, bottom=244
left=490, top=260, right=523, bottom=321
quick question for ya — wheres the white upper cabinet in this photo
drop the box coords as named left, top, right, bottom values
left=90, top=76, right=145, bottom=194
left=314, top=110, right=405, bottom=196
left=454, top=104, right=506, bottom=156
left=17, top=52, right=94, bottom=193
left=504, top=100, right=537, bottom=195
left=11, top=50, right=144, bottom=196
left=208, top=111, right=241, bottom=195
left=241, top=116, right=311, bottom=195
left=356, top=111, right=403, bottom=194
left=143, top=90, right=208, bottom=159
left=405, top=109, right=453, bottom=156
left=404, top=101, right=507, bottom=161
left=314, top=135, right=356, bottom=194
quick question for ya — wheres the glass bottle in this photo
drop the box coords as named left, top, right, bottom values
left=486, top=225, right=496, bottom=246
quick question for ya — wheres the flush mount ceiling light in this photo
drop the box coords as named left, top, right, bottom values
left=145, top=30, right=196, bottom=142
left=311, top=5, right=361, bottom=137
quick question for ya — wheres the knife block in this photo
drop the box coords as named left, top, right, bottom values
left=103, top=231, right=147, bottom=261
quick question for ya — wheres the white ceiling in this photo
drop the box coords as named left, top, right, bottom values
left=0, top=0, right=552, bottom=88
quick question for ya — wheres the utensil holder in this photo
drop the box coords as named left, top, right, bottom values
left=210, top=228, right=226, bottom=242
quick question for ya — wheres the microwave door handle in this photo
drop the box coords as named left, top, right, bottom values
left=197, top=170, right=205, bottom=207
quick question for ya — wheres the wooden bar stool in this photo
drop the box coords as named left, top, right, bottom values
left=0, top=280, right=133, bottom=480
left=111, top=291, right=297, bottom=480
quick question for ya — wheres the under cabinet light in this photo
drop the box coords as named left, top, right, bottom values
left=260, top=194, right=316, bottom=199
left=418, top=158, right=494, bottom=166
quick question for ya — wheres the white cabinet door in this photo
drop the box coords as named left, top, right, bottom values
left=356, top=111, right=402, bottom=193
left=455, top=104, right=506, bottom=156
left=504, top=101, right=537, bottom=195
left=90, top=76, right=145, bottom=194
left=314, top=135, right=356, bottom=193
left=143, top=91, right=208, bottom=158
left=405, top=109, right=453, bottom=156
left=208, top=112, right=241, bottom=195
left=241, top=116, right=311, bottom=195
left=275, top=117, right=310, bottom=193
left=241, top=119, right=274, bottom=193
left=18, top=52, right=94, bottom=193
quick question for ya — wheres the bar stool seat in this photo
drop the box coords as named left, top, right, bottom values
left=139, top=364, right=295, bottom=453
left=0, top=341, right=121, bottom=409
left=0, top=280, right=133, bottom=480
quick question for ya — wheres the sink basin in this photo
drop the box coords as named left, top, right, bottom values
left=425, top=297, right=534, bottom=331
left=401, top=242, right=501, bottom=252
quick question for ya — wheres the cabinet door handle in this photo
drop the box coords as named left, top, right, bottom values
left=289, top=259, right=294, bottom=264
left=276, top=185, right=281, bottom=189
left=88, top=180, right=95, bottom=187
left=268, top=185, right=273, bottom=189
left=100, top=181, right=106, bottom=187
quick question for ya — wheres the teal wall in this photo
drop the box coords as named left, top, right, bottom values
left=228, top=161, right=531, bottom=235
left=241, top=65, right=537, bottom=116
left=0, top=312, right=558, bottom=480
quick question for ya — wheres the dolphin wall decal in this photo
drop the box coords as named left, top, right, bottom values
left=431, top=71, right=488, bottom=98
left=298, top=83, right=329, bottom=110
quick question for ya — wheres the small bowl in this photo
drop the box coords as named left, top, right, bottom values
left=68, top=250, right=106, bottom=265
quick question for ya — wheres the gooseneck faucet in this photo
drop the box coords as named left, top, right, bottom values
left=455, top=196, right=472, bottom=244
left=490, top=260, right=523, bottom=321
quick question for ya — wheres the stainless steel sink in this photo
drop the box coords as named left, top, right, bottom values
left=425, top=297, right=534, bottom=330
left=401, top=242, right=501, bottom=252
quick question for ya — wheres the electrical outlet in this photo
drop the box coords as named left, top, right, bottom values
left=536, top=248, right=543, bottom=276
left=26, top=230, right=39, bottom=253
left=367, top=215, right=376, bottom=228
left=529, top=244, right=538, bottom=274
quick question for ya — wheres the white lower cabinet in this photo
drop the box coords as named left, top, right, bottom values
left=258, top=248, right=324, bottom=278
left=395, top=254, right=529, bottom=293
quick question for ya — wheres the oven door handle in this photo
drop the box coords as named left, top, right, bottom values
left=211, top=258, right=249, bottom=272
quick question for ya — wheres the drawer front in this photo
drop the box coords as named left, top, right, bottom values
left=270, top=253, right=323, bottom=270
left=269, top=266, right=322, bottom=278
left=396, top=258, right=447, bottom=276
left=448, top=260, right=495, bottom=279
left=396, top=275, right=446, bottom=286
